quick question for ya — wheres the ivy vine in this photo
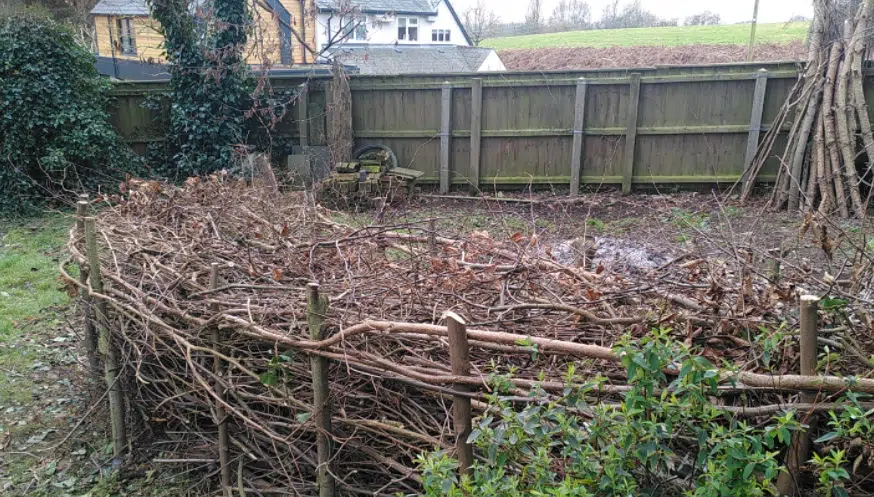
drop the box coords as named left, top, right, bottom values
left=0, top=10, right=135, bottom=215
left=149, top=0, right=253, bottom=178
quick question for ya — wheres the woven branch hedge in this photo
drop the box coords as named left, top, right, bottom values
left=62, top=176, right=874, bottom=495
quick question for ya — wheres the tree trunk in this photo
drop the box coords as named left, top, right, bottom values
left=788, top=82, right=824, bottom=210
left=823, top=42, right=850, bottom=217
left=836, top=19, right=866, bottom=218
left=814, top=112, right=836, bottom=214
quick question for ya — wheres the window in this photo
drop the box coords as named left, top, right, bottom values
left=397, top=17, right=418, bottom=41
left=116, top=18, right=136, bottom=55
left=431, top=29, right=450, bottom=42
left=343, top=19, right=367, bottom=41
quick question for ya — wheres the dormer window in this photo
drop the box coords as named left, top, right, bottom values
left=431, top=29, right=450, bottom=42
left=116, top=17, right=137, bottom=55
left=397, top=17, right=418, bottom=41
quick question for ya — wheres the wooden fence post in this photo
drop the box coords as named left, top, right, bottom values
left=444, top=311, right=473, bottom=474
left=742, top=69, right=769, bottom=195
left=570, top=77, right=588, bottom=196
left=440, top=82, right=453, bottom=194
left=76, top=199, right=101, bottom=377
left=299, top=82, right=310, bottom=148
left=622, top=73, right=641, bottom=195
left=469, top=78, right=483, bottom=196
left=307, top=283, right=335, bottom=497
left=210, top=264, right=231, bottom=496
left=776, top=295, right=819, bottom=496
left=83, top=217, right=126, bottom=457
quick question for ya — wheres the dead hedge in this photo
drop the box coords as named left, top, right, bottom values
left=61, top=175, right=874, bottom=495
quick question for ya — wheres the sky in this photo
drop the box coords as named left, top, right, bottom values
left=450, top=0, right=815, bottom=25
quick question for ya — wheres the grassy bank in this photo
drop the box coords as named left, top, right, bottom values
left=484, top=22, right=809, bottom=50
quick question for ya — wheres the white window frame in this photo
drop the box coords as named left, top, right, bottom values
left=343, top=17, right=367, bottom=41
left=397, top=16, right=418, bottom=42
left=116, top=17, right=137, bottom=55
left=431, top=29, right=450, bottom=42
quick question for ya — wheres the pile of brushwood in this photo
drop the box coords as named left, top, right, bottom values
left=64, top=176, right=874, bottom=495
left=744, top=0, right=874, bottom=217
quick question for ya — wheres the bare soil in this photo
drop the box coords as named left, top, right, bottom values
left=380, top=188, right=862, bottom=287
left=498, top=41, right=807, bottom=71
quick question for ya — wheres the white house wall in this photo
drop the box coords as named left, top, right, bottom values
left=315, top=0, right=468, bottom=51
left=426, top=1, right=467, bottom=45
left=478, top=50, right=506, bottom=72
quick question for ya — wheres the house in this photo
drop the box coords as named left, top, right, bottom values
left=90, top=0, right=319, bottom=65
left=315, top=0, right=468, bottom=49
left=314, top=0, right=505, bottom=73
left=89, top=0, right=504, bottom=73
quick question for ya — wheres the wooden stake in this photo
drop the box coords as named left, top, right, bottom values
left=76, top=200, right=101, bottom=377
left=767, top=248, right=781, bottom=282
left=210, top=264, right=231, bottom=497
left=84, top=217, right=126, bottom=457
left=444, top=311, right=473, bottom=474
left=776, top=295, right=820, bottom=496
left=307, top=283, right=335, bottom=497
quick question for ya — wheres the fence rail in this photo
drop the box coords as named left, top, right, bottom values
left=108, top=61, right=831, bottom=191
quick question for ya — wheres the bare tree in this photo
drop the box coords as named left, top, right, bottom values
left=685, top=10, right=721, bottom=26
left=598, top=0, right=676, bottom=29
left=549, top=0, right=591, bottom=31
left=305, top=0, right=369, bottom=62
left=525, top=0, right=542, bottom=30
left=463, top=0, right=501, bottom=46
left=1, top=0, right=98, bottom=48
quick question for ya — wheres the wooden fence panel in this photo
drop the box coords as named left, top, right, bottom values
left=481, top=85, right=575, bottom=131
left=638, top=80, right=756, bottom=127
left=107, top=63, right=837, bottom=189
left=635, top=134, right=749, bottom=181
left=581, top=136, right=626, bottom=183
left=480, top=137, right=572, bottom=185
left=584, top=83, right=631, bottom=131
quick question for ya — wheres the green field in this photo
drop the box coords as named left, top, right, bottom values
left=483, top=22, right=810, bottom=50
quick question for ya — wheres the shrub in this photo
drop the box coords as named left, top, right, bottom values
left=0, top=11, right=132, bottom=215
left=418, top=330, right=794, bottom=496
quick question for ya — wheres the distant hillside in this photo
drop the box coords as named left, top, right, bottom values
left=499, top=41, right=807, bottom=71
left=483, top=22, right=810, bottom=50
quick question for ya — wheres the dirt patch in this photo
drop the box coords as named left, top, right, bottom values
left=498, top=41, right=807, bottom=71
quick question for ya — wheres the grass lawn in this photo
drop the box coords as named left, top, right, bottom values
left=0, top=214, right=186, bottom=496
left=0, top=215, right=72, bottom=406
left=483, top=22, right=809, bottom=50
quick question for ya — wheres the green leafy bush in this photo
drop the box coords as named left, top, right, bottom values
left=0, top=11, right=133, bottom=214
left=418, top=330, right=795, bottom=497
left=150, top=0, right=253, bottom=179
